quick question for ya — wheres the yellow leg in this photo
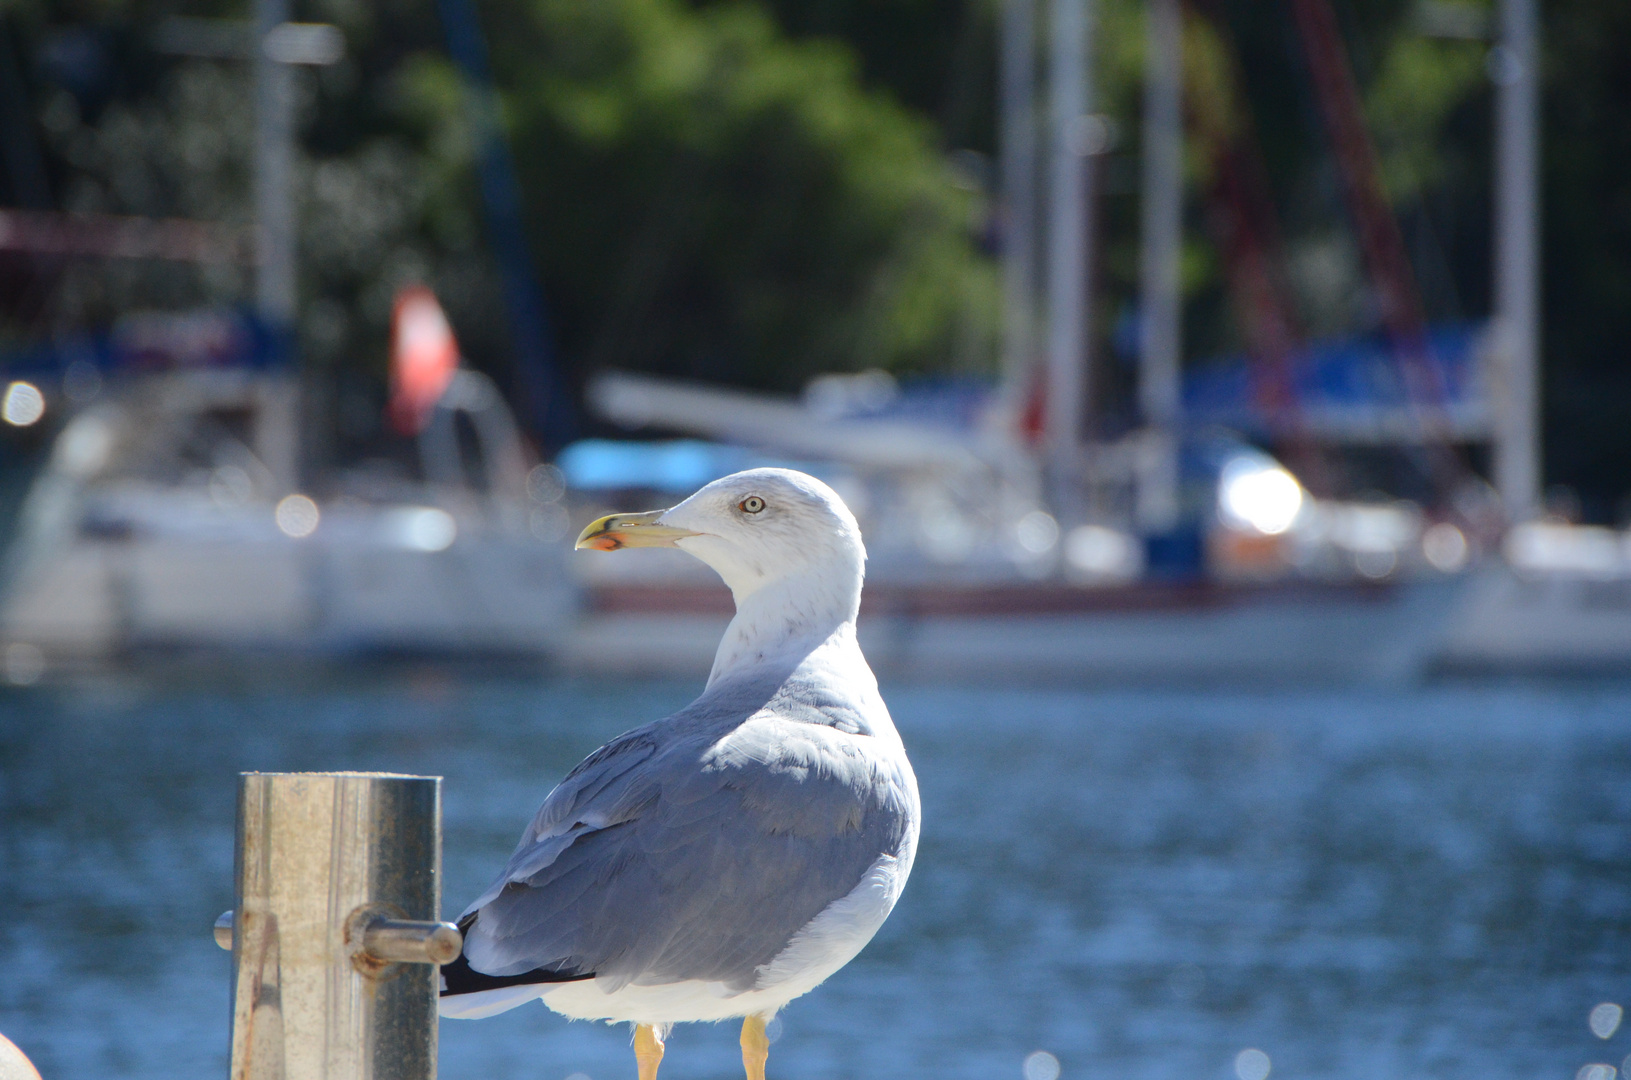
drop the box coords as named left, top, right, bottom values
left=634, top=1023, right=666, bottom=1080
left=740, top=1015, right=770, bottom=1080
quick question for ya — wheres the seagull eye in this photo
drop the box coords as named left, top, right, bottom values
left=739, top=496, right=766, bottom=514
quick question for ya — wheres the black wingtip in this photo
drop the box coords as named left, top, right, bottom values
left=438, top=915, right=596, bottom=998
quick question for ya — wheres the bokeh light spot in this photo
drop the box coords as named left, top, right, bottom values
left=1022, top=1050, right=1060, bottom=1080
left=1065, top=524, right=1143, bottom=581
left=1016, top=511, right=1060, bottom=554
left=384, top=507, right=457, bottom=552
left=1235, top=1048, right=1271, bottom=1080
left=3, top=382, right=45, bottom=426
left=1219, top=461, right=1303, bottom=535
left=275, top=494, right=321, bottom=538
left=1592, top=1003, right=1624, bottom=1040
left=528, top=463, right=567, bottom=504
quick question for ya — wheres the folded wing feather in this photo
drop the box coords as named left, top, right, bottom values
left=460, top=705, right=912, bottom=995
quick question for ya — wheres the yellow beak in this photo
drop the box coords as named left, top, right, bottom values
left=574, top=510, right=700, bottom=551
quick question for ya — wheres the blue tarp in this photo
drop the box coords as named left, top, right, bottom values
left=1182, top=322, right=1487, bottom=431
left=557, top=440, right=833, bottom=493
left=0, top=308, right=280, bottom=381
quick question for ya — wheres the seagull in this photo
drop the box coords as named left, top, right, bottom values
left=439, top=468, right=920, bottom=1080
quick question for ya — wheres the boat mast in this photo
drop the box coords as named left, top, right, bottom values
left=999, top=0, right=1038, bottom=435
left=253, top=0, right=294, bottom=342
left=1492, top=0, right=1541, bottom=522
left=252, top=0, right=301, bottom=493
left=1045, top=0, right=1097, bottom=503
left=1137, top=0, right=1183, bottom=531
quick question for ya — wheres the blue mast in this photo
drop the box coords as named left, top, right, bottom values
left=435, top=0, right=572, bottom=443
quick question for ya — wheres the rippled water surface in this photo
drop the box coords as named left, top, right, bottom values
left=3, top=671, right=1630, bottom=1080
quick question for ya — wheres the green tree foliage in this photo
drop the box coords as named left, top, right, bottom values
left=416, top=0, right=998, bottom=390
left=736, top=0, right=998, bottom=154
left=0, top=0, right=997, bottom=440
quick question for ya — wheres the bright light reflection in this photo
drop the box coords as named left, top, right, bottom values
left=384, top=507, right=457, bottom=552
left=1015, top=511, right=1060, bottom=554
left=1592, top=1003, right=1624, bottom=1040
left=3, top=381, right=45, bottom=426
left=1235, top=1048, right=1271, bottom=1080
left=57, top=415, right=113, bottom=477
left=1065, top=525, right=1142, bottom=581
left=1023, top=1051, right=1060, bottom=1080
left=1577, top=1065, right=1616, bottom=1080
left=1505, top=523, right=1622, bottom=576
left=275, top=494, right=321, bottom=538
left=1219, top=459, right=1303, bottom=535
left=1422, top=522, right=1470, bottom=572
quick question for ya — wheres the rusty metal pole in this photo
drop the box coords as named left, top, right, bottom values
left=218, top=772, right=460, bottom=1080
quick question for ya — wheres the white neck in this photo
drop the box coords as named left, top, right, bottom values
left=705, top=563, right=862, bottom=688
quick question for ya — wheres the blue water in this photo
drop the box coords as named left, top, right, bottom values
left=2, top=671, right=1630, bottom=1080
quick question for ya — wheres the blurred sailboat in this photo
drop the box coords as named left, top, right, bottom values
left=0, top=289, right=571, bottom=666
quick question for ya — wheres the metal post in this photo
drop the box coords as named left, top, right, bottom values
left=253, top=0, right=295, bottom=333
left=1492, top=0, right=1541, bottom=521
left=253, top=0, right=301, bottom=494
left=999, top=0, right=1038, bottom=429
left=222, top=772, right=460, bottom=1080
left=1045, top=0, right=1097, bottom=487
left=1137, top=0, right=1183, bottom=531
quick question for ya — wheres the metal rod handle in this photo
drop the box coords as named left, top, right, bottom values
left=214, top=907, right=462, bottom=966
left=357, top=912, right=463, bottom=966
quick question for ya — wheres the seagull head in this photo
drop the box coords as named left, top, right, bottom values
left=575, top=468, right=865, bottom=613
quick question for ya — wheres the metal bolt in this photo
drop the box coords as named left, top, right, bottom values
left=215, top=910, right=234, bottom=950
left=214, top=907, right=460, bottom=969
left=345, top=904, right=462, bottom=975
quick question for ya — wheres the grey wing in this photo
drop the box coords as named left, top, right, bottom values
left=459, top=726, right=663, bottom=917
left=461, top=713, right=915, bottom=993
